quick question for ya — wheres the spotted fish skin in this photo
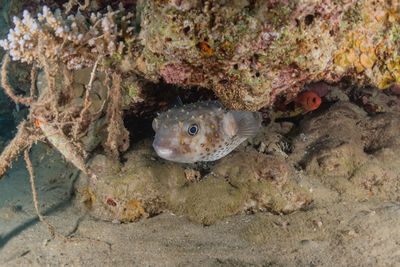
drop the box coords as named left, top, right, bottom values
left=152, top=100, right=262, bottom=163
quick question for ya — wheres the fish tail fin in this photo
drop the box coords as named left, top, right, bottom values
left=230, top=111, right=262, bottom=138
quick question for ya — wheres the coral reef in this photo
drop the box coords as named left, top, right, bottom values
left=1, top=1, right=400, bottom=174
left=2, top=1, right=400, bottom=227
left=134, top=0, right=400, bottom=110
left=74, top=84, right=400, bottom=224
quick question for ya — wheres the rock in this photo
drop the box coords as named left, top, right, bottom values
left=74, top=140, right=311, bottom=225
left=325, top=87, right=350, bottom=102
left=136, top=1, right=400, bottom=110
left=290, top=101, right=400, bottom=199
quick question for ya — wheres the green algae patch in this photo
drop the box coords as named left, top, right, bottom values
left=74, top=140, right=311, bottom=225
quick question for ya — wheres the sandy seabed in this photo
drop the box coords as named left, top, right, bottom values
left=1, top=93, right=400, bottom=266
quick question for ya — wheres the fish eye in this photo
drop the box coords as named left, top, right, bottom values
left=312, top=97, right=316, bottom=103
left=188, top=124, right=199, bottom=136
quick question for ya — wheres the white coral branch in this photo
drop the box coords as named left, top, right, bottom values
left=0, top=6, right=135, bottom=69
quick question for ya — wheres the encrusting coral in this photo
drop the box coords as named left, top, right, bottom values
left=135, top=0, right=400, bottom=110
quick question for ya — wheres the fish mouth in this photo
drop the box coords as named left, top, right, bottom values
left=152, top=139, right=176, bottom=160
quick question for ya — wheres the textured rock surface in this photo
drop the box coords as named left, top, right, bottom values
left=75, top=140, right=311, bottom=225
left=131, top=0, right=400, bottom=110
left=289, top=98, right=400, bottom=200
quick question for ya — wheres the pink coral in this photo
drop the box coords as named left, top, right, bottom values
left=160, top=63, right=191, bottom=85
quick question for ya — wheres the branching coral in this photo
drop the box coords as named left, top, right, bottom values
left=0, top=2, right=141, bottom=241
left=0, top=120, right=42, bottom=179
left=0, top=4, right=136, bottom=180
left=0, top=5, right=134, bottom=69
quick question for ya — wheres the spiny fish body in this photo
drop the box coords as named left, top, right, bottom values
left=152, top=100, right=262, bottom=163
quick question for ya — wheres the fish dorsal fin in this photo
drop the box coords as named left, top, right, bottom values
left=230, top=111, right=262, bottom=138
left=176, top=96, right=183, bottom=106
left=172, top=96, right=184, bottom=107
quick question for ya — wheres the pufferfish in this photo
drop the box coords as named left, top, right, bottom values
left=152, top=100, right=262, bottom=163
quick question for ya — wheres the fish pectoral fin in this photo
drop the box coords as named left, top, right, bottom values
left=230, top=111, right=262, bottom=138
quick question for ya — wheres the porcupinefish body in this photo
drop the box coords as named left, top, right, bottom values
left=152, top=100, right=262, bottom=163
